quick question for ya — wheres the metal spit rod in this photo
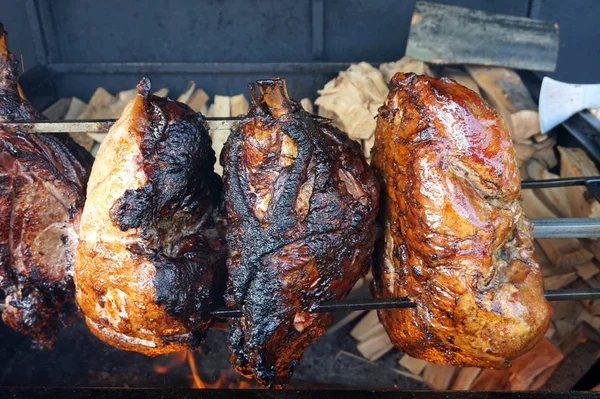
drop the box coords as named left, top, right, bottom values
left=1, top=289, right=599, bottom=317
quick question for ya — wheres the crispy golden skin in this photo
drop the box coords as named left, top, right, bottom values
left=75, top=79, right=226, bottom=356
left=372, top=73, right=551, bottom=369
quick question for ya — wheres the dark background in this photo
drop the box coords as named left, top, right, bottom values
left=0, top=0, right=598, bottom=105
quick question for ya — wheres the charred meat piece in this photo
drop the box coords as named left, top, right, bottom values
left=75, top=78, right=226, bottom=356
left=222, top=78, right=379, bottom=386
left=372, top=73, right=551, bottom=368
left=0, top=24, right=92, bottom=348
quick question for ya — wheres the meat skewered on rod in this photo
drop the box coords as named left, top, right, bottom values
left=0, top=23, right=92, bottom=348
left=221, top=78, right=379, bottom=387
left=74, top=78, right=227, bottom=356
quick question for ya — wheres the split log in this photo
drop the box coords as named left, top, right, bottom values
left=558, top=146, right=600, bottom=218
left=356, top=329, right=394, bottom=361
left=525, top=160, right=571, bottom=217
left=544, top=272, right=578, bottom=290
left=422, top=363, right=456, bottom=390
left=522, top=190, right=593, bottom=267
left=466, top=66, right=540, bottom=143
left=469, top=339, right=563, bottom=391
left=398, top=354, right=428, bottom=376
left=450, top=367, right=482, bottom=390
left=350, top=310, right=381, bottom=341
left=576, top=262, right=600, bottom=280
left=230, top=94, right=249, bottom=117
left=406, top=1, right=558, bottom=72
left=207, top=95, right=231, bottom=176
left=43, top=97, right=92, bottom=151
left=187, top=89, right=210, bottom=114
left=176, top=81, right=196, bottom=104
left=43, top=98, right=72, bottom=120
left=64, top=97, right=87, bottom=120
left=379, top=56, right=432, bottom=83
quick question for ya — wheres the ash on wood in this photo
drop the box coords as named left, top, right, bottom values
left=406, top=1, right=559, bottom=72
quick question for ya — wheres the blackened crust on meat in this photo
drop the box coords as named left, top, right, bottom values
left=109, top=78, right=226, bottom=336
left=0, top=23, right=91, bottom=348
left=222, top=78, right=379, bottom=387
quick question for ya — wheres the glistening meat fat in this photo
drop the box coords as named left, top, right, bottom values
left=372, top=73, right=551, bottom=368
left=75, top=78, right=226, bottom=356
left=222, top=78, right=379, bottom=387
left=0, top=23, right=92, bottom=348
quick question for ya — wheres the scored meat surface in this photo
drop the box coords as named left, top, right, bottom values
left=371, top=73, right=551, bottom=368
left=75, top=79, right=226, bottom=355
left=222, top=78, right=379, bottom=387
left=0, top=24, right=92, bottom=348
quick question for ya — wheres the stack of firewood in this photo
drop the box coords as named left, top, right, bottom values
left=316, top=58, right=600, bottom=391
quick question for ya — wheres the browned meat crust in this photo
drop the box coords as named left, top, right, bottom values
left=222, top=78, right=379, bottom=386
left=75, top=79, right=226, bottom=356
left=0, top=23, right=92, bottom=348
left=371, top=73, right=551, bottom=368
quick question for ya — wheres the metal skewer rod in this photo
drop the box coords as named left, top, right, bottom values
left=1, top=290, right=599, bottom=317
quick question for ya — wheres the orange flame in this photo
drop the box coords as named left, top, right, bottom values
left=153, top=350, right=256, bottom=389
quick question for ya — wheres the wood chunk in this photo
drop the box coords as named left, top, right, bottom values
left=43, top=98, right=72, bottom=120
left=558, top=324, right=585, bottom=356
left=326, top=310, right=366, bottom=335
left=532, top=133, right=549, bottom=143
left=176, top=81, right=196, bottom=104
left=553, top=319, right=575, bottom=341
left=398, top=354, right=428, bottom=376
left=187, top=89, right=210, bottom=114
left=230, top=94, right=249, bottom=117
left=300, top=98, right=314, bottom=114
left=153, top=88, right=169, bottom=98
left=470, top=339, right=563, bottom=391
left=545, top=322, right=556, bottom=340
left=356, top=329, right=394, bottom=361
left=525, top=161, right=571, bottom=217
left=64, top=97, right=87, bottom=120
left=351, top=310, right=381, bottom=341
left=422, top=363, right=456, bottom=390
left=466, top=66, right=540, bottom=142
left=363, top=134, right=375, bottom=162
left=558, top=146, right=600, bottom=218
left=533, top=146, right=558, bottom=169
left=576, top=262, right=600, bottom=280
left=514, top=143, right=536, bottom=167
left=439, top=67, right=480, bottom=94
left=544, top=272, right=578, bottom=290
left=451, top=367, right=482, bottom=390
left=406, top=2, right=558, bottom=72
left=379, top=56, right=432, bottom=83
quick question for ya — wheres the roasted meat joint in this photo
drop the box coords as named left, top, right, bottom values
left=221, top=78, right=379, bottom=386
left=371, top=72, right=551, bottom=369
left=0, top=24, right=92, bottom=348
left=75, top=78, right=227, bottom=355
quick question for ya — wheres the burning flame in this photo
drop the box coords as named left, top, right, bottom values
left=153, top=350, right=255, bottom=389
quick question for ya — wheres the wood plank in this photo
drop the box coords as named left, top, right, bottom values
left=544, top=272, right=578, bottom=290
left=300, top=98, right=314, bottom=114
left=406, top=1, right=559, bottom=72
left=466, top=66, right=540, bottom=142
